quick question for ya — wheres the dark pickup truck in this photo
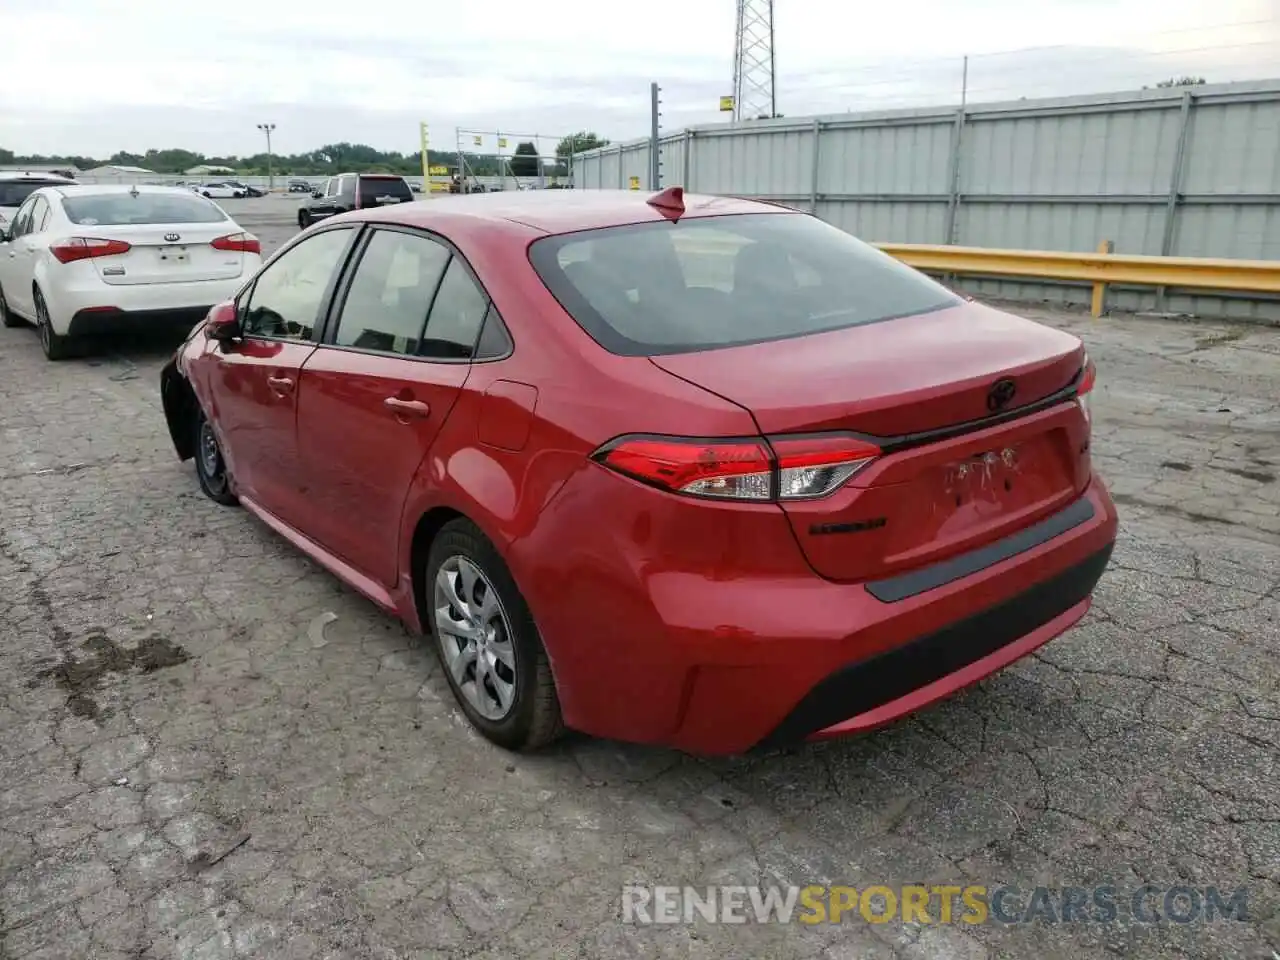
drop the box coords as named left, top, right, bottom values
left=297, top=173, right=415, bottom=228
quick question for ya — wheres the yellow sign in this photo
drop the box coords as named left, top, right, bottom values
left=429, top=181, right=450, bottom=192
left=498, top=138, right=508, bottom=149
left=428, top=165, right=448, bottom=175
left=628, top=176, right=640, bottom=190
left=473, top=135, right=482, bottom=146
left=719, top=95, right=735, bottom=112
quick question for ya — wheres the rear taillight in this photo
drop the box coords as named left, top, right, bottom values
left=211, top=232, right=261, bottom=255
left=1077, top=354, right=1096, bottom=424
left=591, top=434, right=880, bottom=502
left=50, top=237, right=131, bottom=264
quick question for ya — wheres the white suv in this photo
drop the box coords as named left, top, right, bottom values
left=0, top=171, right=76, bottom=229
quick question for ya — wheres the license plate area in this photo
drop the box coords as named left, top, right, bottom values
left=156, top=245, right=189, bottom=264
left=937, top=432, right=1068, bottom=508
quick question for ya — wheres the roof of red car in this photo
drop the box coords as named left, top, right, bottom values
left=356, top=189, right=794, bottom=236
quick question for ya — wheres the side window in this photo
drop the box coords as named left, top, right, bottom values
left=422, top=257, right=489, bottom=359
left=31, top=197, right=50, bottom=233
left=331, top=229, right=450, bottom=355
left=322, top=178, right=337, bottom=198
left=474, top=304, right=513, bottom=359
left=339, top=176, right=356, bottom=202
left=9, top=198, right=36, bottom=238
left=242, top=228, right=353, bottom=341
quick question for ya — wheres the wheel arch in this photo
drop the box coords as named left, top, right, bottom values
left=160, top=361, right=198, bottom=461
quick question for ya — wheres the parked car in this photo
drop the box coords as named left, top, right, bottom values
left=297, top=173, right=415, bottom=228
left=0, top=184, right=261, bottom=360
left=0, top=171, right=76, bottom=230
left=222, top=179, right=267, bottom=198
left=287, top=179, right=313, bottom=193
left=158, top=188, right=1117, bottom=755
left=192, top=183, right=246, bottom=199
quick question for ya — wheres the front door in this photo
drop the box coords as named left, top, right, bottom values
left=296, top=226, right=490, bottom=586
left=204, top=225, right=358, bottom=524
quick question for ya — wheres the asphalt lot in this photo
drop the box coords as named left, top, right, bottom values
left=1, top=196, right=1278, bottom=960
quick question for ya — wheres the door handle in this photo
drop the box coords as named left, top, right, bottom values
left=384, top=397, right=430, bottom=418
left=267, top=375, right=294, bottom=394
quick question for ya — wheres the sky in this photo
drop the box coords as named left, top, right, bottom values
left=3, top=0, right=1279, bottom=159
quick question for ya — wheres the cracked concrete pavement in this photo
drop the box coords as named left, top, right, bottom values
left=1, top=198, right=1278, bottom=959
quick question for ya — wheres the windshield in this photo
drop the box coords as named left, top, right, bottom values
left=528, top=212, right=960, bottom=356
left=0, top=181, right=64, bottom=208
left=62, top=193, right=230, bottom=226
left=358, top=176, right=413, bottom=206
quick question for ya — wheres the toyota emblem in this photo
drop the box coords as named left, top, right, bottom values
left=164, top=232, right=181, bottom=242
left=987, top=378, right=1016, bottom=412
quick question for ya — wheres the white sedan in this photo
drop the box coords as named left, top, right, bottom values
left=0, top=185, right=262, bottom=360
left=190, top=182, right=246, bottom=199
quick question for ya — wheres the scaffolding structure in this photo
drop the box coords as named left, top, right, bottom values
left=452, top=129, right=571, bottom=192
left=732, top=0, right=777, bottom=121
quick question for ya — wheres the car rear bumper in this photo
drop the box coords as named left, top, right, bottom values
left=510, top=471, right=1119, bottom=755
left=45, top=271, right=253, bottom=336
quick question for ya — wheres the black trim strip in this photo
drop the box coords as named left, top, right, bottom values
left=866, top=496, right=1096, bottom=603
left=854, top=374, right=1082, bottom=455
left=753, top=541, right=1114, bottom=751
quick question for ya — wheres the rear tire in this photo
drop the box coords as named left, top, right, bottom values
left=0, top=282, right=22, bottom=328
left=425, top=519, right=563, bottom=751
left=193, top=406, right=238, bottom=506
left=35, top=289, right=70, bottom=361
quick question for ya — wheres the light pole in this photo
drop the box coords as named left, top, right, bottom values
left=256, top=123, right=276, bottom=192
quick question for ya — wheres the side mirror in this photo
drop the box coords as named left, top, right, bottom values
left=204, top=301, right=240, bottom=341
left=312, top=190, right=323, bottom=199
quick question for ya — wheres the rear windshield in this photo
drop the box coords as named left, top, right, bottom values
left=0, top=180, right=64, bottom=207
left=528, top=212, right=960, bottom=356
left=359, top=176, right=413, bottom=207
left=62, top=193, right=229, bottom=226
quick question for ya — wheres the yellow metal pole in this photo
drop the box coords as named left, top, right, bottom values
left=420, top=122, right=430, bottom=190
left=1091, top=239, right=1114, bottom=318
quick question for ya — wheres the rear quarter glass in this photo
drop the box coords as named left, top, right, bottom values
left=527, top=212, right=960, bottom=357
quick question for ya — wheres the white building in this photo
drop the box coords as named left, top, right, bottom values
left=185, top=164, right=235, bottom=176
left=81, top=164, right=155, bottom=180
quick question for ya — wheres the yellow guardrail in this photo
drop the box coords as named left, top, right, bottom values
left=875, top=241, right=1280, bottom=317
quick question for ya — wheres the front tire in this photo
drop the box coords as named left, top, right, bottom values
left=35, top=289, right=70, bottom=360
left=298, top=211, right=311, bottom=229
left=193, top=406, right=238, bottom=506
left=426, top=519, right=562, bottom=751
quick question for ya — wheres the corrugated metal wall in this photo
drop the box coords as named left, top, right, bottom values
left=573, top=79, right=1280, bottom=319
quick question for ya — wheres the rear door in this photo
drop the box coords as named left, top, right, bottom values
left=295, top=226, right=486, bottom=585
left=0, top=196, right=40, bottom=316
left=203, top=225, right=359, bottom=524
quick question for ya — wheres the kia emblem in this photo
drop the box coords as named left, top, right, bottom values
left=164, top=232, right=180, bottom=242
left=987, top=378, right=1016, bottom=412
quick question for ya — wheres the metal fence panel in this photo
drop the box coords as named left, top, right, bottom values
left=573, top=78, right=1280, bottom=319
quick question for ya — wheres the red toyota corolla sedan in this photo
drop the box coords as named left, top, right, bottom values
left=159, top=187, right=1117, bottom=755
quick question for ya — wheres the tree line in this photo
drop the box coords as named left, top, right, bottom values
left=0, top=132, right=610, bottom=179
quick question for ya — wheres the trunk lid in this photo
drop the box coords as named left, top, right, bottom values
left=83, top=223, right=246, bottom=286
left=650, top=301, right=1092, bottom=583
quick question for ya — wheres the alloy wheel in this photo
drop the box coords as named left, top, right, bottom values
left=199, top=419, right=223, bottom=482
left=433, top=556, right=519, bottom=721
